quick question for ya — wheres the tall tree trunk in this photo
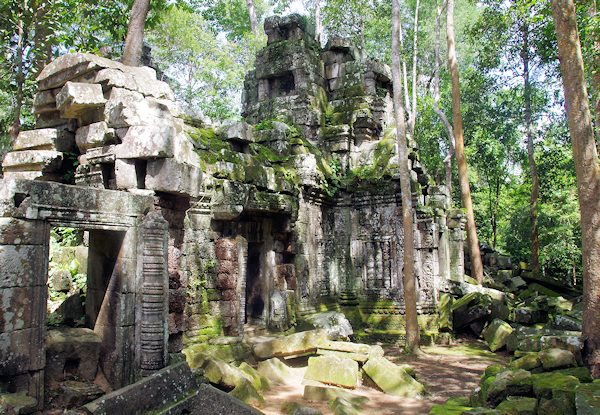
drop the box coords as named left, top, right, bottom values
left=552, top=0, right=600, bottom=378
left=407, top=0, right=420, bottom=137
left=122, top=0, right=150, bottom=67
left=392, top=0, right=420, bottom=355
left=398, top=22, right=412, bottom=120
left=589, top=2, right=600, bottom=147
left=314, top=0, right=322, bottom=42
left=446, top=0, right=484, bottom=283
left=246, top=0, right=258, bottom=35
left=433, top=0, right=455, bottom=196
left=9, top=2, right=26, bottom=142
left=521, top=21, right=541, bottom=275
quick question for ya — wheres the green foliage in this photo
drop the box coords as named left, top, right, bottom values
left=148, top=6, right=265, bottom=120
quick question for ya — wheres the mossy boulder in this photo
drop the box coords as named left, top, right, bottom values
left=362, top=357, right=425, bottom=398
left=429, top=397, right=473, bottom=415
left=575, top=382, right=600, bottom=414
left=183, top=342, right=251, bottom=368
left=495, top=396, right=538, bottom=414
left=282, top=402, right=323, bottom=415
left=303, top=385, right=368, bottom=406
left=531, top=372, right=579, bottom=401
left=203, top=357, right=248, bottom=388
left=538, top=348, right=576, bottom=370
left=509, top=354, right=541, bottom=371
left=480, top=369, right=532, bottom=406
left=253, top=329, right=329, bottom=359
left=329, top=397, right=361, bottom=415
left=483, top=319, right=514, bottom=352
left=304, top=355, right=359, bottom=388
left=538, top=397, right=576, bottom=415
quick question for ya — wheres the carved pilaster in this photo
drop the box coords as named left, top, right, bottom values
left=137, top=211, right=169, bottom=375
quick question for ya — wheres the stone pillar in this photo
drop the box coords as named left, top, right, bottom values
left=0, top=217, right=49, bottom=410
left=437, top=214, right=451, bottom=283
left=136, top=211, right=169, bottom=376
left=447, top=209, right=466, bottom=282
left=182, top=195, right=221, bottom=346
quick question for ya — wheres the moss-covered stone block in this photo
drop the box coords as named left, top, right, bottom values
left=538, top=348, right=576, bottom=370
left=229, top=378, right=265, bottom=407
left=304, top=355, right=359, bottom=388
left=238, top=362, right=271, bottom=391
left=483, top=319, right=514, bottom=352
left=256, top=358, right=292, bottom=384
left=495, top=396, right=538, bottom=414
left=0, top=393, right=38, bottom=414
left=481, top=369, right=532, bottom=407
left=555, top=366, right=593, bottom=383
left=531, top=372, right=579, bottom=402
left=362, top=357, right=425, bottom=398
left=509, top=354, right=541, bottom=371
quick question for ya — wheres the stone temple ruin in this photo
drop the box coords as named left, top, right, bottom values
left=0, top=15, right=465, bottom=413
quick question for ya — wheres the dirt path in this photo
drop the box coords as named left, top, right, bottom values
left=255, top=337, right=508, bottom=415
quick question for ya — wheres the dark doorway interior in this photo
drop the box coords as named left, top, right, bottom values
left=245, top=242, right=264, bottom=324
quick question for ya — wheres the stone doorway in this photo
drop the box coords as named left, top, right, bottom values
left=245, top=242, right=266, bottom=326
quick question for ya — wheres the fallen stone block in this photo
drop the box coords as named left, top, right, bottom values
left=303, top=385, right=368, bottom=406
left=105, top=93, right=174, bottom=129
left=480, top=369, right=532, bottom=407
left=252, top=329, right=329, bottom=359
left=539, top=348, right=577, bottom=370
left=495, top=396, right=538, bottom=414
left=531, top=372, right=579, bottom=402
left=75, top=121, right=115, bottom=151
left=304, top=355, right=359, bottom=388
left=256, top=358, right=292, bottom=384
left=83, top=361, right=202, bottom=415
left=509, top=353, right=541, bottom=371
left=56, top=81, right=106, bottom=119
left=59, top=380, right=104, bottom=408
left=203, top=357, right=249, bottom=388
left=282, top=402, right=323, bottom=415
left=329, top=397, right=360, bottom=415
left=229, top=378, right=265, bottom=407
left=238, top=362, right=270, bottom=391
left=13, top=128, right=75, bottom=152
left=482, top=319, right=513, bottom=352
left=362, top=357, right=425, bottom=398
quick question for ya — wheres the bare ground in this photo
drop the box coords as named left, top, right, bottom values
left=254, top=337, right=508, bottom=415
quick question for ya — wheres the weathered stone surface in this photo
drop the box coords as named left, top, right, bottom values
left=256, top=358, right=292, bottom=384
left=114, top=125, right=175, bottom=159
left=227, top=121, right=255, bottom=143
left=83, top=362, right=201, bottom=415
left=509, top=353, right=541, bottom=371
left=282, top=402, right=323, bottom=415
left=59, top=380, right=104, bottom=408
left=189, top=383, right=263, bottom=415
left=316, top=340, right=383, bottom=360
left=146, top=158, right=203, bottom=197
left=482, top=319, right=513, bottom=352
left=2, top=150, right=63, bottom=173
left=183, top=342, right=251, bottom=367
left=238, top=362, right=270, bottom=391
left=45, top=328, right=101, bottom=381
left=0, top=392, right=37, bottom=414
left=362, top=357, right=424, bottom=398
left=252, top=329, right=329, bottom=359
left=75, top=121, right=115, bottom=151
left=303, top=385, right=369, bottom=408
left=304, top=355, right=359, bottom=388
left=539, top=348, right=577, bottom=370
left=105, top=93, right=174, bottom=129
left=13, top=129, right=75, bottom=152
left=480, top=369, right=532, bottom=406
left=531, top=372, right=579, bottom=402
left=229, top=378, right=265, bottom=407
left=56, top=81, right=106, bottom=119
left=304, top=312, right=353, bottom=339
left=203, top=357, right=248, bottom=388
left=495, top=396, right=538, bottom=415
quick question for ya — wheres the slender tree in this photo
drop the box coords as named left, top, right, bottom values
left=521, top=20, right=541, bottom=275
left=446, top=0, right=484, bottom=283
left=246, top=0, right=258, bottom=35
left=122, top=0, right=151, bottom=66
left=8, top=1, right=26, bottom=142
left=314, top=0, right=322, bottom=42
left=392, top=0, right=420, bottom=354
left=432, top=0, right=455, bottom=195
left=552, top=0, right=600, bottom=378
